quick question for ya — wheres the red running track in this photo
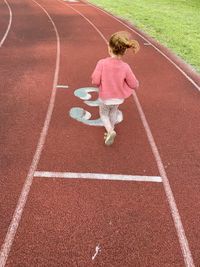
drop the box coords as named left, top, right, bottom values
left=0, top=0, right=200, bottom=266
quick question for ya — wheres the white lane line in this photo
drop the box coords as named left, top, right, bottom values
left=132, top=91, right=195, bottom=267
left=55, top=2, right=195, bottom=266
left=0, top=1, right=61, bottom=267
left=87, top=2, right=200, bottom=93
left=34, top=171, right=162, bottom=183
left=56, top=85, right=69, bottom=88
left=0, top=0, right=12, bottom=48
left=58, top=0, right=108, bottom=44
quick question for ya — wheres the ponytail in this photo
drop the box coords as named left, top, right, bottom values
left=109, top=31, right=140, bottom=55
left=126, top=40, right=140, bottom=54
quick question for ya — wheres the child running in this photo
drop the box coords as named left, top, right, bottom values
left=91, top=31, right=140, bottom=146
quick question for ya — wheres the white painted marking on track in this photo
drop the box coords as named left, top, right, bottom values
left=64, top=0, right=79, bottom=2
left=56, top=85, right=69, bottom=88
left=54, top=2, right=195, bottom=266
left=0, top=2, right=61, bottom=267
left=92, top=244, right=101, bottom=260
left=34, top=171, right=162, bottom=183
left=0, top=0, right=12, bottom=48
left=144, top=42, right=152, bottom=46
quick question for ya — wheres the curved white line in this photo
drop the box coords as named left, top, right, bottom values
left=56, top=2, right=195, bottom=266
left=0, top=0, right=12, bottom=48
left=86, top=2, right=200, bottom=92
left=58, top=0, right=107, bottom=44
left=0, top=1, right=60, bottom=266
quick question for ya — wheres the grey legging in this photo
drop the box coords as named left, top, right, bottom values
left=99, top=103, right=122, bottom=132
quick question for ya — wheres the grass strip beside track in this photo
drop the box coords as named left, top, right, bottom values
left=88, top=0, right=200, bottom=73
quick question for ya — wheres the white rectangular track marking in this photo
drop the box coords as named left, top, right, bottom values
left=64, top=0, right=79, bottom=2
left=34, top=171, right=162, bottom=182
left=56, top=85, right=69, bottom=88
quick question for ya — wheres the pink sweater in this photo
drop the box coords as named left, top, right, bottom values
left=92, top=57, right=139, bottom=100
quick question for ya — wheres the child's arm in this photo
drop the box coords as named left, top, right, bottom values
left=91, top=60, right=103, bottom=87
left=125, top=65, right=139, bottom=89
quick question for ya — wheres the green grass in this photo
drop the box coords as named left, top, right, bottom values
left=89, top=0, right=200, bottom=73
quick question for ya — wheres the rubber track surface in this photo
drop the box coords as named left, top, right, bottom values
left=0, top=0, right=200, bottom=266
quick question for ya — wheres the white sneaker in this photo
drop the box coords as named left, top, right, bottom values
left=104, top=132, right=108, bottom=140
left=105, top=131, right=116, bottom=146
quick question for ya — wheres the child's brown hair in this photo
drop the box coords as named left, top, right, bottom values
left=109, top=31, right=140, bottom=56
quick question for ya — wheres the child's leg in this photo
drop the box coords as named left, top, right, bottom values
left=110, top=105, right=120, bottom=129
left=116, top=109, right=123, bottom=123
left=99, top=103, right=113, bottom=133
left=99, top=104, right=116, bottom=145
